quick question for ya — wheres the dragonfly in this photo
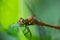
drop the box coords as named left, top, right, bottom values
left=18, top=2, right=60, bottom=40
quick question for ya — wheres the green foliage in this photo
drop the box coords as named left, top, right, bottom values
left=7, top=22, right=19, bottom=36
left=1, top=0, right=60, bottom=40
left=0, top=0, right=18, bottom=29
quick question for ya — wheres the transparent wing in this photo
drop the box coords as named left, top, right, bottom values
left=23, top=2, right=60, bottom=29
left=24, top=0, right=40, bottom=19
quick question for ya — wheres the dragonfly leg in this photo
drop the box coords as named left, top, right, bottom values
left=23, top=27, right=27, bottom=33
left=24, top=26, right=32, bottom=40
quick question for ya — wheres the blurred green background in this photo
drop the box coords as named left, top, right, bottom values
left=0, top=0, right=60, bottom=40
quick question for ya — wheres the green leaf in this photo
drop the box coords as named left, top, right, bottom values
left=7, top=22, right=19, bottom=36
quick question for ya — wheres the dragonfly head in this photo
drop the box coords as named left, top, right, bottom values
left=18, top=18, right=25, bottom=25
left=18, top=18, right=29, bottom=25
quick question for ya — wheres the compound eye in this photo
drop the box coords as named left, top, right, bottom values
left=20, top=18, right=24, bottom=22
left=19, top=18, right=24, bottom=24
